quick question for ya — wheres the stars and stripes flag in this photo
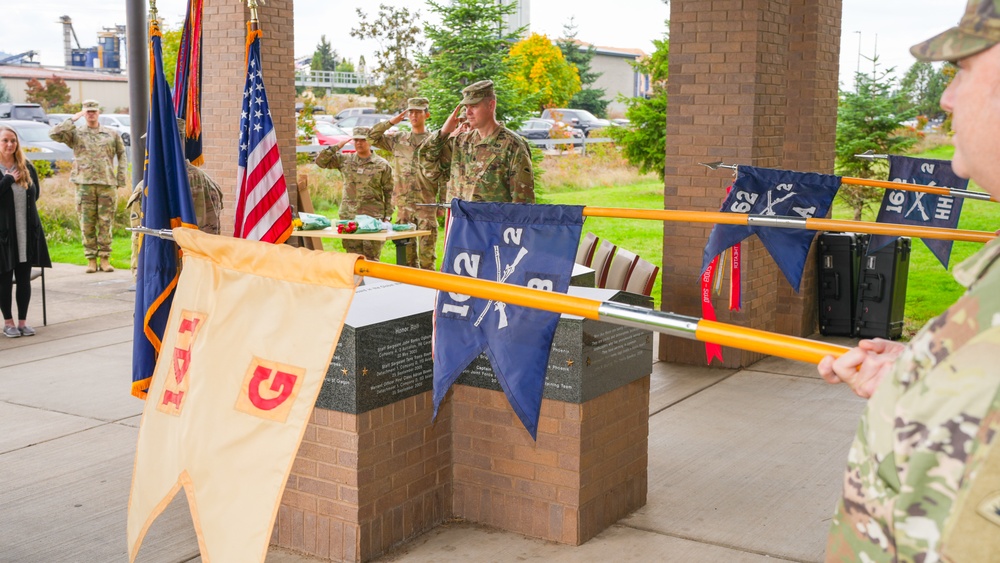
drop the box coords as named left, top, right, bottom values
left=233, top=26, right=292, bottom=244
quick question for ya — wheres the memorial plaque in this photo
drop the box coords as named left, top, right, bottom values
left=570, top=262, right=596, bottom=288
left=316, top=280, right=436, bottom=414
left=455, top=287, right=653, bottom=404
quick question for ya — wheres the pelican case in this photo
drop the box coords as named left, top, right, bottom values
left=817, top=233, right=862, bottom=336
left=855, top=237, right=911, bottom=340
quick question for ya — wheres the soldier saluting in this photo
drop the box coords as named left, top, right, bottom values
left=368, top=98, right=443, bottom=270
left=419, top=80, right=534, bottom=204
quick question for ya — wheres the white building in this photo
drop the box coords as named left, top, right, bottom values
left=0, top=65, right=129, bottom=110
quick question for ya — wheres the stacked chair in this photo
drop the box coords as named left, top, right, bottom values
left=574, top=233, right=659, bottom=297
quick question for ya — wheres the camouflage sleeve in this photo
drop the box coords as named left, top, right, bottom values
left=367, top=120, right=396, bottom=152
left=115, top=133, right=127, bottom=188
left=49, top=118, right=79, bottom=148
left=127, top=181, right=144, bottom=229
left=187, top=166, right=208, bottom=229
left=418, top=130, right=452, bottom=168
left=508, top=139, right=535, bottom=204
left=314, top=146, right=343, bottom=170
left=381, top=164, right=394, bottom=220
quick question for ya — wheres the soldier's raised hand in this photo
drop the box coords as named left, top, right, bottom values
left=440, top=104, right=463, bottom=136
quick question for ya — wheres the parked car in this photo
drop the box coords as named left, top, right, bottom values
left=0, top=102, right=48, bottom=124
left=516, top=118, right=584, bottom=147
left=47, top=113, right=74, bottom=127
left=610, top=118, right=632, bottom=128
left=314, top=121, right=355, bottom=153
left=334, top=114, right=394, bottom=130
left=3, top=120, right=74, bottom=165
left=98, top=113, right=132, bottom=145
left=539, top=108, right=611, bottom=137
left=331, top=107, right=376, bottom=124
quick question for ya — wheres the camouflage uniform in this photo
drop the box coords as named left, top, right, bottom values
left=49, top=113, right=127, bottom=260
left=827, top=3, right=1000, bottom=559
left=128, top=162, right=224, bottom=277
left=418, top=80, right=534, bottom=204
left=314, top=137, right=393, bottom=261
left=368, top=104, right=443, bottom=270
left=826, top=238, right=1000, bottom=561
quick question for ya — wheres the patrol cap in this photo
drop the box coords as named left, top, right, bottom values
left=352, top=126, right=370, bottom=140
left=911, top=0, right=1000, bottom=61
left=406, top=97, right=430, bottom=111
left=460, top=80, right=495, bottom=105
left=82, top=100, right=101, bottom=112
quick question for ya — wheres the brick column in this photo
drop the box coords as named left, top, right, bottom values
left=661, top=0, right=841, bottom=367
left=201, top=0, right=297, bottom=237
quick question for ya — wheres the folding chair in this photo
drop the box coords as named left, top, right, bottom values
left=624, top=258, right=660, bottom=297
left=31, top=267, right=46, bottom=326
left=601, top=248, right=639, bottom=290
left=575, top=232, right=599, bottom=267
left=591, top=240, right=617, bottom=289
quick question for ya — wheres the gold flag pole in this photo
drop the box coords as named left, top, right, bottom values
left=130, top=227, right=853, bottom=365
left=701, top=161, right=998, bottom=203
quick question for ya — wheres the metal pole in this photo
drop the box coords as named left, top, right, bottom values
left=125, top=0, right=148, bottom=188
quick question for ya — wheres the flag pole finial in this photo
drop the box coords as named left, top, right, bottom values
left=148, top=0, right=158, bottom=22
left=245, top=0, right=265, bottom=23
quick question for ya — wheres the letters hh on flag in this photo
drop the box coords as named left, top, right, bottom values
left=234, top=25, right=293, bottom=244
left=701, top=165, right=841, bottom=292
left=870, top=155, right=968, bottom=268
left=433, top=200, right=584, bottom=439
left=132, top=18, right=199, bottom=399
left=127, top=229, right=359, bottom=563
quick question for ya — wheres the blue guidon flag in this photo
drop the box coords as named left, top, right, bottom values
left=702, top=165, right=841, bottom=292
left=132, top=18, right=199, bottom=399
left=433, top=200, right=584, bottom=439
left=869, top=155, right=968, bottom=268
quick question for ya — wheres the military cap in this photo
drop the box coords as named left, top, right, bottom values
left=911, top=0, right=1000, bottom=61
left=460, top=80, right=495, bottom=105
left=352, top=126, right=370, bottom=140
left=406, top=97, right=430, bottom=111
left=82, top=100, right=101, bottom=112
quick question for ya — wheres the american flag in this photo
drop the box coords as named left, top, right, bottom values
left=234, top=29, right=292, bottom=244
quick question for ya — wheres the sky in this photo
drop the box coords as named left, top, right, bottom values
left=1, top=0, right=969, bottom=90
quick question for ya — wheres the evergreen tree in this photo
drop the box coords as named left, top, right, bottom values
left=0, top=78, right=13, bottom=104
left=608, top=32, right=668, bottom=179
left=310, top=35, right=338, bottom=72
left=351, top=4, right=424, bottom=112
left=418, top=0, right=535, bottom=129
left=836, top=68, right=917, bottom=220
left=897, top=61, right=952, bottom=121
left=556, top=18, right=608, bottom=117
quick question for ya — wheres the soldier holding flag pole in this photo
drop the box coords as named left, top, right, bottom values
left=820, top=1, right=1000, bottom=559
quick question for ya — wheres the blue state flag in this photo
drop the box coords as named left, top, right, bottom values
left=701, top=165, right=840, bottom=291
left=869, top=155, right=968, bottom=268
left=132, top=20, right=198, bottom=399
left=433, top=200, right=584, bottom=439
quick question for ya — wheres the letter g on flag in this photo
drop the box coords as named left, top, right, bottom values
left=234, top=357, right=306, bottom=423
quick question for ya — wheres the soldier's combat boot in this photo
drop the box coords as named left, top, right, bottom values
left=99, top=257, right=115, bottom=272
left=86, top=259, right=98, bottom=274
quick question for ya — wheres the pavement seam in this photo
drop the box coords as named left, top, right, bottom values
left=612, top=523, right=808, bottom=562
left=0, top=335, right=132, bottom=369
left=0, top=401, right=139, bottom=455
left=648, top=369, right=741, bottom=418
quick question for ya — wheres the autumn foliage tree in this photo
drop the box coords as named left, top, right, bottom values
left=25, top=76, right=71, bottom=110
left=506, top=33, right=581, bottom=111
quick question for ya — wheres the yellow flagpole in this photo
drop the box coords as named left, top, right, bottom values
left=582, top=207, right=996, bottom=244
left=840, top=176, right=999, bottom=203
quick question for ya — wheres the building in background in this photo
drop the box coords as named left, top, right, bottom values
left=0, top=66, right=128, bottom=109
left=499, top=0, right=530, bottom=39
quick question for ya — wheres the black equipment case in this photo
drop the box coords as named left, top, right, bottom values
left=854, top=237, right=911, bottom=340
left=817, top=233, right=862, bottom=337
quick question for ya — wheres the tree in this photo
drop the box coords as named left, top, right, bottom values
left=336, top=59, right=355, bottom=73
left=506, top=33, right=580, bottom=111
left=351, top=4, right=425, bottom=112
left=607, top=32, right=668, bottom=179
left=161, top=25, right=183, bottom=87
left=310, top=35, right=338, bottom=73
left=835, top=68, right=917, bottom=220
left=556, top=18, right=608, bottom=117
left=418, top=0, right=535, bottom=129
left=897, top=61, right=952, bottom=120
left=24, top=76, right=71, bottom=110
left=0, top=78, right=11, bottom=104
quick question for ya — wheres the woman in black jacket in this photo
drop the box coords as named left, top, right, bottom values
left=0, top=124, right=52, bottom=338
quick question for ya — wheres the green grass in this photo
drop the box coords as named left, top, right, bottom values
left=48, top=235, right=134, bottom=271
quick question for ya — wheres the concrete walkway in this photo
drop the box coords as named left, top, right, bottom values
left=0, top=263, right=866, bottom=562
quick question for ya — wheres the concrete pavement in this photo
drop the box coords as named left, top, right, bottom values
left=0, top=262, right=866, bottom=562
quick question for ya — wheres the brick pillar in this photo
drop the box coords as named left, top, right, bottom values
left=201, top=0, right=297, bottom=237
left=776, top=0, right=843, bottom=337
left=661, top=0, right=842, bottom=367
